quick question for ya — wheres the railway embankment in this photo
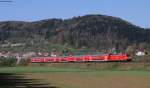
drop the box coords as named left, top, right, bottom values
left=29, top=62, right=150, bottom=71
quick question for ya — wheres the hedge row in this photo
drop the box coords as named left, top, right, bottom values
left=0, top=57, right=29, bottom=67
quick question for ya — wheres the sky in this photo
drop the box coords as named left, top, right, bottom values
left=0, top=0, right=150, bottom=28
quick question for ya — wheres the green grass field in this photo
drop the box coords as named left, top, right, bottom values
left=0, top=66, right=92, bottom=73
left=0, top=66, right=150, bottom=76
left=0, top=66, right=150, bottom=88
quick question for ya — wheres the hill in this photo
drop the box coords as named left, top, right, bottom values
left=0, top=14, right=150, bottom=51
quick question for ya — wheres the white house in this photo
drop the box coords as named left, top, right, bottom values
left=136, top=51, right=145, bottom=56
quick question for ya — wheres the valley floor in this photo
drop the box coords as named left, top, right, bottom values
left=0, top=67, right=150, bottom=88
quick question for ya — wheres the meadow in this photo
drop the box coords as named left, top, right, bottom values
left=0, top=66, right=150, bottom=88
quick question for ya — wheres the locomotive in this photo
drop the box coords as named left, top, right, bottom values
left=30, top=53, right=131, bottom=63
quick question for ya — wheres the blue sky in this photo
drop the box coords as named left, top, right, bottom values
left=0, top=0, right=150, bottom=28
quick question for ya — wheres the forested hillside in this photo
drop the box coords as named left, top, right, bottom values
left=0, top=14, right=150, bottom=51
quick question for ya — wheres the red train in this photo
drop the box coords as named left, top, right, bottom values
left=30, top=53, right=131, bottom=63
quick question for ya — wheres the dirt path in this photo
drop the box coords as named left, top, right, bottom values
left=24, top=72, right=150, bottom=88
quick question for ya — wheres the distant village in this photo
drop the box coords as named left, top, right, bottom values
left=0, top=51, right=61, bottom=59
left=0, top=50, right=147, bottom=60
left=0, top=43, right=148, bottom=60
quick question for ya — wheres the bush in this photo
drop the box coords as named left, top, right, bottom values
left=18, top=59, right=30, bottom=66
left=0, top=57, right=17, bottom=67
